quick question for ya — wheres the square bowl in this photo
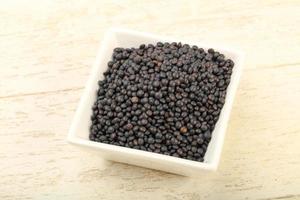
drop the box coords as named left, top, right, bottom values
left=68, top=28, right=244, bottom=176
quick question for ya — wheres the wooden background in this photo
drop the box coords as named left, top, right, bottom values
left=1, top=0, right=300, bottom=199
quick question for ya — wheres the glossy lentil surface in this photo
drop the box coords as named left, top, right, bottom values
left=89, top=42, right=234, bottom=162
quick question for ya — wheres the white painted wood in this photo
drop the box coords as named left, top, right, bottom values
left=1, top=0, right=300, bottom=199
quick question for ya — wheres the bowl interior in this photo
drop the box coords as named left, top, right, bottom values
left=69, top=28, right=243, bottom=170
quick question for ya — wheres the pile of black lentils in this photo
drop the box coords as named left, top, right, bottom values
left=90, top=42, right=234, bottom=162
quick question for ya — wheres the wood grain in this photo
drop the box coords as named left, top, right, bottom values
left=1, top=0, right=300, bottom=199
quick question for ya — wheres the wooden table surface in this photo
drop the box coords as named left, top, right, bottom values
left=1, top=0, right=300, bottom=199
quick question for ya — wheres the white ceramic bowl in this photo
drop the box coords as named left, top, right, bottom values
left=68, top=28, right=244, bottom=176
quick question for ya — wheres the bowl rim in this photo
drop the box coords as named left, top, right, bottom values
left=67, top=27, right=245, bottom=172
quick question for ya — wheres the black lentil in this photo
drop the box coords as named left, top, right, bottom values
left=89, top=42, right=234, bottom=162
